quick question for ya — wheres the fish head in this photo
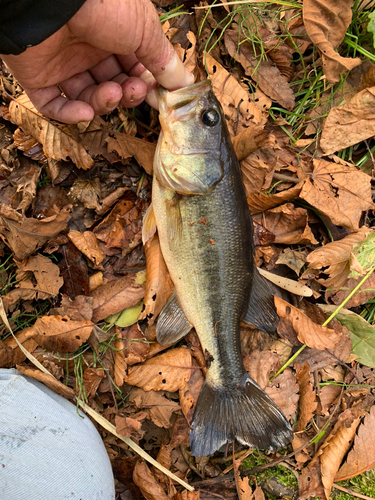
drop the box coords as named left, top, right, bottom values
left=155, top=80, right=225, bottom=196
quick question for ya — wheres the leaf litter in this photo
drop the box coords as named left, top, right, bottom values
left=2, top=1, right=375, bottom=499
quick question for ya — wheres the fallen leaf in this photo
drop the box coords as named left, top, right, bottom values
left=299, top=160, right=374, bottom=231
left=326, top=272, right=375, bottom=308
left=224, top=30, right=294, bottom=110
left=57, top=295, right=93, bottom=322
left=139, top=234, right=174, bottom=325
left=179, top=359, right=205, bottom=422
left=106, top=133, right=156, bottom=174
left=57, top=242, right=90, bottom=299
left=8, top=157, right=41, bottom=214
left=17, top=253, right=63, bottom=299
left=303, top=0, right=361, bottom=83
left=129, top=387, right=180, bottom=428
left=0, top=204, right=72, bottom=259
left=26, top=315, right=92, bottom=352
left=133, top=460, right=170, bottom=500
left=265, top=368, right=298, bottom=420
left=125, top=347, right=192, bottom=392
left=233, top=454, right=255, bottom=500
left=115, top=415, right=143, bottom=439
left=321, top=86, right=375, bottom=154
left=253, top=203, right=318, bottom=245
left=335, top=405, right=375, bottom=481
left=67, top=230, right=105, bottom=267
left=13, top=127, right=47, bottom=163
left=247, top=183, right=303, bottom=214
left=122, top=323, right=150, bottom=366
left=9, top=93, right=94, bottom=170
left=82, top=367, right=105, bottom=398
left=299, top=408, right=365, bottom=500
left=114, top=331, right=127, bottom=387
left=319, top=385, right=342, bottom=415
left=295, top=362, right=317, bottom=431
left=174, top=491, right=200, bottom=500
left=275, top=296, right=341, bottom=350
left=304, top=226, right=372, bottom=289
left=243, top=350, right=280, bottom=391
left=68, top=177, right=101, bottom=210
left=253, top=221, right=275, bottom=247
left=276, top=248, right=307, bottom=275
left=91, top=274, right=145, bottom=323
left=232, top=124, right=268, bottom=162
left=15, top=364, right=75, bottom=399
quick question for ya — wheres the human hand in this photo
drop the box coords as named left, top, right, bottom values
left=1, top=0, right=194, bottom=124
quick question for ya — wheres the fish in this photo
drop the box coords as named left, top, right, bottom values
left=144, top=80, right=293, bottom=457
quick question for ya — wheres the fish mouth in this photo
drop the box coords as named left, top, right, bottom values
left=159, top=80, right=212, bottom=111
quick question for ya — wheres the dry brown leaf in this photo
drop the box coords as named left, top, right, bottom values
left=305, top=226, right=372, bottom=289
left=295, top=362, right=317, bottom=431
left=106, top=133, right=156, bottom=174
left=224, top=30, right=295, bottom=110
left=68, top=178, right=101, bottom=210
left=114, top=331, right=127, bottom=388
left=299, top=408, right=365, bottom=500
left=299, top=160, right=374, bottom=230
left=129, top=387, right=180, bottom=428
left=253, top=203, right=318, bottom=245
left=139, top=234, right=174, bottom=325
left=67, top=230, right=105, bottom=267
left=303, top=0, right=361, bottom=83
left=240, top=143, right=278, bottom=200
left=275, top=296, right=341, bottom=350
left=232, top=124, right=268, bottom=162
left=265, top=368, right=298, bottom=420
left=247, top=183, right=303, bottom=214
left=179, top=359, right=205, bottom=422
left=26, top=315, right=92, bottom=352
left=13, top=128, right=47, bottom=163
left=0, top=204, right=72, bottom=259
left=243, top=350, right=280, bottom=391
left=125, top=347, right=192, bottom=392
left=319, top=385, right=342, bottom=415
left=115, top=415, right=143, bottom=439
left=233, top=455, right=254, bottom=500
left=18, top=253, right=63, bottom=299
left=15, top=365, right=75, bottom=399
left=276, top=248, right=307, bottom=275
left=133, top=460, right=170, bottom=500
left=57, top=295, right=93, bottom=322
left=122, top=324, right=150, bottom=366
left=174, top=491, right=200, bottom=500
left=321, top=86, right=375, bottom=154
left=91, top=274, right=145, bottom=323
left=82, top=367, right=105, bottom=398
left=326, top=272, right=375, bottom=308
left=8, top=159, right=41, bottom=214
left=205, top=52, right=269, bottom=136
left=335, top=405, right=375, bottom=481
left=9, top=94, right=94, bottom=170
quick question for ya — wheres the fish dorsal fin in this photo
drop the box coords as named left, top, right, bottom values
left=142, top=203, right=157, bottom=245
left=244, top=267, right=279, bottom=334
left=156, top=290, right=192, bottom=344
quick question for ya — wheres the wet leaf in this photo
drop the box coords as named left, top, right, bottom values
left=125, top=347, right=192, bottom=392
left=224, top=30, right=295, bottom=110
left=303, top=0, right=361, bottom=84
left=139, top=234, right=174, bottom=325
left=299, top=160, right=374, bottom=231
left=336, top=405, right=375, bottom=481
left=321, top=86, right=375, bottom=154
left=299, top=408, right=365, bottom=500
left=26, top=315, right=92, bottom=352
left=91, top=273, right=145, bottom=323
left=106, top=133, right=156, bottom=174
left=0, top=204, right=72, bottom=259
left=274, top=296, right=341, bottom=350
left=9, top=93, right=94, bottom=170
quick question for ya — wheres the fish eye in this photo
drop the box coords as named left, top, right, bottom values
left=201, top=108, right=220, bottom=127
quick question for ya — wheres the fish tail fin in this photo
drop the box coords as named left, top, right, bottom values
left=190, top=374, right=293, bottom=457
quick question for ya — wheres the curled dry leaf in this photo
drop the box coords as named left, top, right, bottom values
left=91, top=273, right=145, bottom=323
left=19, top=253, right=63, bottom=299
left=299, top=408, right=365, bottom=500
left=295, top=362, right=317, bottom=431
left=247, top=183, right=303, bottom=215
left=26, top=315, right=92, bottom=352
left=9, top=93, right=94, bottom=170
left=305, top=226, right=372, bottom=289
left=133, top=460, right=170, bottom=500
left=0, top=204, right=72, bottom=260
left=335, top=405, right=375, bottom=481
left=224, top=30, right=295, bottom=110
left=299, top=160, right=374, bottom=231
left=82, top=367, right=105, bottom=398
left=15, top=365, right=75, bottom=399
left=274, top=296, right=341, bottom=350
left=179, top=359, right=205, bottom=422
left=106, top=132, right=156, bottom=175
left=303, top=0, right=361, bottom=83
left=253, top=203, right=318, bottom=245
left=139, top=234, right=174, bottom=325
left=321, top=86, right=375, bottom=154
left=232, top=124, right=268, bottom=162
left=114, top=331, right=127, bottom=388
left=125, top=347, right=192, bottom=392
left=67, top=230, right=105, bottom=267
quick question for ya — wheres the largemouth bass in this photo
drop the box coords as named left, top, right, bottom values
left=146, top=80, right=293, bottom=457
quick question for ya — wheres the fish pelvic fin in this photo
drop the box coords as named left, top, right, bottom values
left=244, top=267, right=279, bottom=335
left=190, top=374, right=293, bottom=457
left=156, top=290, right=192, bottom=344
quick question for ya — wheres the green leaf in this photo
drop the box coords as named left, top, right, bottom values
left=320, top=305, right=375, bottom=368
left=350, top=231, right=375, bottom=278
left=368, top=12, right=375, bottom=48
left=105, top=300, right=143, bottom=328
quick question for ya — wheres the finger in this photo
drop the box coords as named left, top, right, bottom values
left=77, top=81, right=123, bottom=115
left=120, top=77, right=148, bottom=108
left=89, top=55, right=123, bottom=82
left=25, top=86, right=95, bottom=124
left=59, top=71, right=96, bottom=100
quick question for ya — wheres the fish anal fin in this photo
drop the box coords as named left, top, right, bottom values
left=142, top=203, right=157, bottom=245
left=244, top=267, right=278, bottom=334
left=156, top=290, right=192, bottom=344
left=190, top=374, right=293, bottom=457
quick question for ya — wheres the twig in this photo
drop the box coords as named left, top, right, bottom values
left=272, top=172, right=301, bottom=184
left=333, top=483, right=375, bottom=500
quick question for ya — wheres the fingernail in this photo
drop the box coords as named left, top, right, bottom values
left=140, top=69, right=156, bottom=86
left=157, top=52, right=195, bottom=89
left=145, top=88, right=159, bottom=110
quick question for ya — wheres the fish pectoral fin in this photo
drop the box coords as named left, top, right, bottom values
left=190, top=374, right=293, bottom=457
left=156, top=290, right=192, bottom=344
left=142, top=203, right=157, bottom=245
left=165, top=192, right=182, bottom=246
left=244, top=267, right=279, bottom=334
